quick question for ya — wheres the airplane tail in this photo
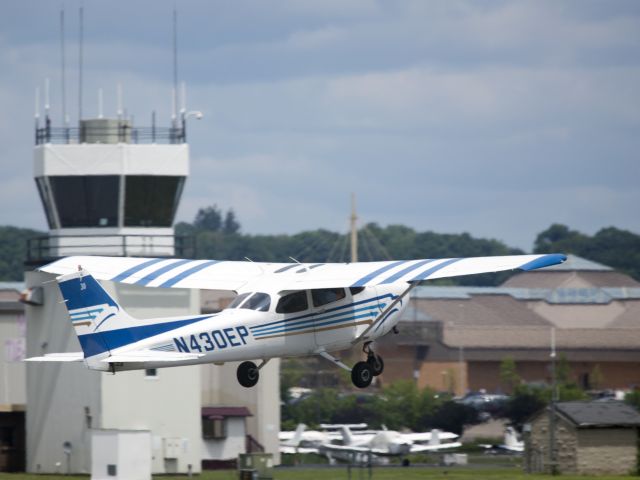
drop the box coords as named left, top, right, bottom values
left=428, top=429, right=440, bottom=446
left=504, top=427, right=518, bottom=447
left=291, top=423, right=307, bottom=446
left=57, top=268, right=136, bottom=359
left=340, top=426, right=354, bottom=446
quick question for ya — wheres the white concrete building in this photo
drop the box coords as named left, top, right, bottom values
left=0, top=282, right=26, bottom=472
left=23, top=115, right=280, bottom=474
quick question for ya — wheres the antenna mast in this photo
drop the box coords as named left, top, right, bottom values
left=60, top=8, right=67, bottom=126
left=172, top=7, right=178, bottom=127
left=350, top=193, right=358, bottom=263
left=78, top=6, right=84, bottom=122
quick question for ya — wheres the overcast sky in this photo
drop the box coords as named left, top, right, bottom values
left=1, top=0, right=639, bottom=250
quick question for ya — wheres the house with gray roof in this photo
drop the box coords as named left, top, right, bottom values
left=524, top=401, right=640, bottom=475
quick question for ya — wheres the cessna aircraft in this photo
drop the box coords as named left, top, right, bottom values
left=27, top=253, right=565, bottom=388
left=320, top=425, right=462, bottom=459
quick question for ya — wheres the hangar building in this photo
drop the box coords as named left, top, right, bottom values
left=378, top=255, right=640, bottom=395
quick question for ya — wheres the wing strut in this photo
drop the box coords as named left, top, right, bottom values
left=318, top=351, right=352, bottom=372
left=351, top=282, right=418, bottom=345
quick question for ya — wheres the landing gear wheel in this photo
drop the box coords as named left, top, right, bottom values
left=351, top=361, right=373, bottom=388
left=237, top=361, right=259, bottom=388
left=367, top=354, right=384, bottom=376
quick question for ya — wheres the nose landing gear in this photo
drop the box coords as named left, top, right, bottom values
left=236, top=359, right=270, bottom=388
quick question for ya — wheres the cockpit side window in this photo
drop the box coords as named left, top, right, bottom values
left=349, top=286, right=365, bottom=296
left=276, top=291, right=308, bottom=314
left=312, top=288, right=346, bottom=307
left=241, top=292, right=271, bottom=312
left=229, top=292, right=252, bottom=309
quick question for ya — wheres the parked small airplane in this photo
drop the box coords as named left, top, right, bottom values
left=481, top=426, right=524, bottom=453
left=319, top=425, right=462, bottom=463
left=279, top=423, right=372, bottom=454
left=27, top=253, right=565, bottom=388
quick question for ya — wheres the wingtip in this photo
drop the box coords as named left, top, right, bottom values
left=520, top=253, right=567, bottom=272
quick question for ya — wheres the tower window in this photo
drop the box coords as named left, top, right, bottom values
left=124, top=176, right=185, bottom=227
left=49, top=175, right=119, bottom=228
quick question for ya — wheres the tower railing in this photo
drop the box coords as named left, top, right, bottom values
left=25, top=234, right=196, bottom=266
left=35, top=124, right=185, bottom=145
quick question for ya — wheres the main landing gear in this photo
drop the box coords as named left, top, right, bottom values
left=237, top=359, right=270, bottom=388
left=320, top=343, right=385, bottom=389
left=351, top=342, right=385, bottom=388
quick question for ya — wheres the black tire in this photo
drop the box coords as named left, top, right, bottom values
left=367, top=354, right=384, bottom=376
left=351, top=361, right=373, bottom=388
left=237, top=361, right=259, bottom=388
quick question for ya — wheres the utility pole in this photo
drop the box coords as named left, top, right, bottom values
left=549, top=327, right=558, bottom=475
left=350, top=193, right=358, bottom=263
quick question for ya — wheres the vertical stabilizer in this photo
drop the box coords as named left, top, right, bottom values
left=57, top=268, right=135, bottom=358
left=340, top=426, right=354, bottom=446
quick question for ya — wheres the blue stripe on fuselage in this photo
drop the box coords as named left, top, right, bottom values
left=78, top=315, right=213, bottom=358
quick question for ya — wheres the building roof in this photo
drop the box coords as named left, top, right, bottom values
left=555, top=401, right=640, bottom=428
left=202, top=406, right=252, bottom=419
left=501, top=254, right=639, bottom=289
left=545, top=254, right=612, bottom=272
left=401, top=261, right=640, bottom=356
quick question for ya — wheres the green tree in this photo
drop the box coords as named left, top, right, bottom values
left=0, top=226, right=45, bottom=281
left=500, top=357, right=520, bottom=393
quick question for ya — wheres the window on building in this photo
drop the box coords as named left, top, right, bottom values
left=202, top=418, right=226, bottom=439
left=312, top=288, right=346, bottom=307
left=35, top=177, right=56, bottom=229
left=49, top=175, right=120, bottom=227
left=124, top=175, right=185, bottom=227
left=276, top=291, right=308, bottom=314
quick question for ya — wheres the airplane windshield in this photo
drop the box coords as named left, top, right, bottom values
left=229, top=292, right=251, bottom=309
left=240, top=292, right=271, bottom=312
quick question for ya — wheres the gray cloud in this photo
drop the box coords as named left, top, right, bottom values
left=0, top=0, right=639, bottom=250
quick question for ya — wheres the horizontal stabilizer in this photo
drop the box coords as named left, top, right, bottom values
left=101, top=350, right=204, bottom=363
left=25, top=352, right=84, bottom=362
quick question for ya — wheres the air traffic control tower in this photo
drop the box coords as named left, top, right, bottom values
left=24, top=115, right=203, bottom=475
left=29, top=117, right=192, bottom=259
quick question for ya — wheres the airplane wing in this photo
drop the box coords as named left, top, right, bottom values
left=411, top=441, right=463, bottom=452
left=320, top=444, right=388, bottom=456
left=40, top=254, right=566, bottom=291
left=279, top=446, right=319, bottom=455
left=25, top=352, right=84, bottom=362
left=403, top=432, right=459, bottom=442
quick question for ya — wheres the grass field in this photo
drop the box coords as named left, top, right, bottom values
left=0, top=467, right=634, bottom=480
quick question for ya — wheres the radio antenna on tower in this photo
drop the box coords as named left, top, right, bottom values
left=78, top=5, right=84, bottom=122
left=350, top=193, right=358, bottom=263
left=171, top=7, right=179, bottom=127
left=60, top=8, right=67, bottom=126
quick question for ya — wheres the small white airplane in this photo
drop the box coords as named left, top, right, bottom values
left=481, top=426, right=524, bottom=453
left=27, top=253, right=565, bottom=388
left=320, top=425, right=462, bottom=462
